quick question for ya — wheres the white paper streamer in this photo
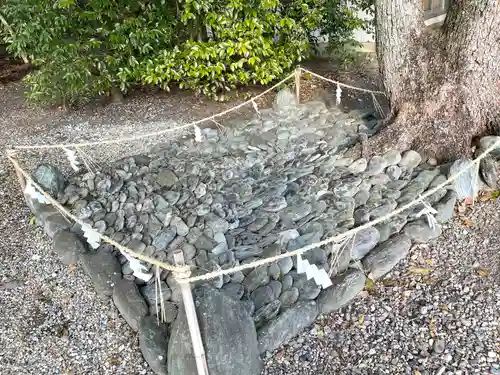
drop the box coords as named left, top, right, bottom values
left=62, top=147, right=80, bottom=172
left=194, top=124, right=203, bottom=143
left=297, top=254, right=332, bottom=289
left=24, top=179, right=49, bottom=204
left=251, top=99, right=260, bottom=115
left=82, top=224, right=101, bottom=249
left=416, top=199, right=438, bottom=229
left=123, top=253, right=153, bottom=282
left=336, top=83, right=342, bottom=105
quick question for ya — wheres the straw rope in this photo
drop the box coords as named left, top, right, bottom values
left=299, top=68, right=386, bottom=95
left=6, top=152, right=190, bottom=276
left=8, top=137, right=500, bottom=284
left=7, top=67, right=497, bottom=285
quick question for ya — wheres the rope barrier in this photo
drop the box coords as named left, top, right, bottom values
left=11, top=72, right=296, bottom=150
left=6, top=152, right=190, bottom=276
left=7, top=67, right=499, bottom=285
left=8, top=136, right=500, bottom=284
left=299, top=68, right=386, bottom=95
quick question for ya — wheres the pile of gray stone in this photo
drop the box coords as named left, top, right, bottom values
left=25, top=89, right=496, bottom=375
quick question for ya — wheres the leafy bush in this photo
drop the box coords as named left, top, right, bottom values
left=0, top=0, right=371, bottom=104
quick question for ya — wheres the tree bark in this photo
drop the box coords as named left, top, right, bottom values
left=369, top=0, right=500, bottom=161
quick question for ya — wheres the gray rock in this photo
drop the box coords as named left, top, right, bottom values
left=205, top=214, right=230, bottom=234
left=291, top=273, right=321, bottom=300
left=282, top=203, right=312, bottom=221
left=167, top=286, right=261, bottom=375
left=279, top=287, right=299, bottom=309
left=362, top=234, right=412, bottom=280
left=243, top=266, right=270, bottom=293
left=434, top=190, right=457, bottom=223
left=348, top=158, right=367, bottom=174
left=479, top=135, right=500, bottom=158
left=165, top=191, right=181, bottom=205
left=138, top=316, right=169, bottom=375
left=382, top=150, right=402, bottom=166
left=282, top=274, right=293, bottom=290
left=333, top=177, right=361, bottom=198
left=317, top=269, right=366, bottom=314
left=327, top=244, right=351, bottom=278
left=171, top=216, right=189, bottom=237
left=366, top=156, right=388, bottom=175
left=157, top=169, right=178, bottom=188
left=369, top=199, right=397, bottom=219
left=112, top=279, right=148, bottom=330
left=386, top=165, right=402, bottom=180
left=274, top=88, right=297, bottom=112
left=194, top=182, right=207, bottom=198
left=354, top=190, right=370, bottom=207
left=348, top=227, right=380, bottom=260
left=222, top=282, right=244, bottom=300
left=433, top=338, right=446, bottom=354
left=403, top=219, right=442, bottom=243
left=234, top=245, right=263, bottom=260
left=81, top=247, right=122, bottom=298
left=43, top=212, right=71, bottom=238
left=32, top=164, right=65, bottom=197
left=140, top=283, right=172, bottom=310
left=251, top=286, right=276, bottom=310
left=257, top=301, right=318, bottom=353
left=268, top=280, right=282, bottom=299
left=52, top=230, right=87, bottom=265
left=262, top=197, right=287, bottom=212
left=277, top=256, right=294, bottom=275
left=369, top=174, right=391, bottom=185
left=152, top=230, right=177, bottom=251
left=268, top=263, right=281, bottom=280
left=480, top=154, right=497, bottom=189
left=253, top=300, right=281, bottom=328
left=399, top=150, right=422, bottom=169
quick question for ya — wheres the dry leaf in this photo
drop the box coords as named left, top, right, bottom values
left=409, top=267, right=431, bottom=275
left=358, top=314, right=365, bottom=326
left=415, top=371, right=422, bottom=375
left=364, top=278, right=375, bottom=291
left=429, top=318, right=437, bottom=337
left=422, top=277, right=435, bottom=285
left=475, top=267, right=490, bottom=277
left=67, top=264, right=76, bottom=273
left=439, top=303, right=450, bottom=312
left=457, top=204, right=467, bottom=213
left=461, top=218, right=474, bottom=227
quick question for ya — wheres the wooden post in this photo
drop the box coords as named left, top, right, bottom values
left=295, top=66, right=301, bottom=104
left=173, top=250, right=209, bottom=375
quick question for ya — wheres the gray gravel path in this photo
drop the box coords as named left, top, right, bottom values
left=1, top=80, right=499, bottom=375
left=262, top=200, right=500, bottom=375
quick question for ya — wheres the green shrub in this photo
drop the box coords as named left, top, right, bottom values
left=0, top=0, right=371, bottom=104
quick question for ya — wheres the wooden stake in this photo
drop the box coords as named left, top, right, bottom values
left=173, top=250, right=209, bottom=375
left=295, top=66, right=301, bottom=104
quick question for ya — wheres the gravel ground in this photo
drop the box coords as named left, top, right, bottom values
left=0, top=82, right=253, bottom=375
left=263, top=201, right=500, bottom=375
left=1, top=73, right=498, bottom=375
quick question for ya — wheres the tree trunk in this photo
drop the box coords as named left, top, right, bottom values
left=369, top=0, right=500, bottom=161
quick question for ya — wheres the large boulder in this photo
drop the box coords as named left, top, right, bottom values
left=81, top=246, right=122, bottom=298
left=138, top=316, right=169, bottom=375
left=168, top=285, right=261, bottom=375
left=257, top=300, right=319, bottom=353
left=32, top=163, right=65, bottom=198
